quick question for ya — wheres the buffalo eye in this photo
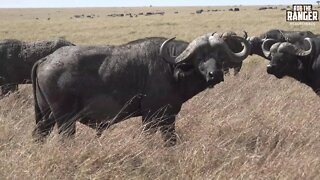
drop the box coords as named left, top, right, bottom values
left=198, top=61, right=205, bottom=70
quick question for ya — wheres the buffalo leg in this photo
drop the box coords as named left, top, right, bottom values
left=159, top=116, right=177, bottom=147
left=96, top=121, right=111, bottom=137
left=51, top=96, right=79, bottom=138
left=141, top=104, right=178, bottom=146
left=32, top=112, right=55, bottom=142
left=32, top=86, right=55, bottom=142
left=142, top=115, right=158, bottom=135
left=57, top=119, right=76, bottom=137
left=56, top=112, right=77, bottom=138
left=233, top=63, right=242, bottom=76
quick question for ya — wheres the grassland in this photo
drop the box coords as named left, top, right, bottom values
left=0, top=6, right=320, bottom=179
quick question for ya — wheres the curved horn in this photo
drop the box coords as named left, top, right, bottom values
left=221, top=35, right=251, bottom=62
left=296, top=38, right=313, bottom=56
left=248, top=36, right=260, bottom=41
left=160, top=37, right=176, bottom=64
left=243, top=31, right=248, bottom=40
left=221, top=31, right=237, bottom=40
left=175, top=33, right=212, bottom=64
left=262, top=39, right=278, bottom=58
left=296, top=38, right=312, bottom=56
left=278, top=38, right=313, bottom=57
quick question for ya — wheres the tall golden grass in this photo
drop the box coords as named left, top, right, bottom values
left=0, top=6, right=320, bottom=179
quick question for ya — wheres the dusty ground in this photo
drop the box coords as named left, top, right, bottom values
left=0, top=6, right=320, bottom=179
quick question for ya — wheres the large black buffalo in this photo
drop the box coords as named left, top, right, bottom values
left=262, top=37, right=320, bottom=95
left=32, top=33, right=250, bottom=146
left=0, top=38, right=74, bottom=95
left=248, top=29, right=318, bottom=59
left=247, top=29, right=320, bottom=95
left=220, top=30, right=315, bottom=75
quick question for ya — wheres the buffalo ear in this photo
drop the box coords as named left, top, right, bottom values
left=173, top=63, right=195, bottom=81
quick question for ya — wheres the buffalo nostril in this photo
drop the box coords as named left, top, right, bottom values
left=208, top=71, right=214, bottom=78
left=267, top=64, right=274, bottom=70
left=267, top=64, right=275, bottom=73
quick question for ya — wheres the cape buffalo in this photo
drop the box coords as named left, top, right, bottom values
left=32, top=33, right=250, bottom=146
left=199, top=31, right=248, bottom=76
left=221, top=31, right=248, bottom=75
left=0, top=38, right=74, bottom=95
left=248, top=29, right=318, bottom=59
left=261, top=37, right=320, bottom=95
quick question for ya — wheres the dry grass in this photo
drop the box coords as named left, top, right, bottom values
left=0, top=6, right=320, bottom=179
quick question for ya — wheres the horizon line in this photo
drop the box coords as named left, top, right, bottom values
left=0, top=4, right=306, bottom=9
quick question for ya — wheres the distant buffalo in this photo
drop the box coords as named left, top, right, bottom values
left=32, top=33, right=250, bottom=146
left=145, top=12, right=165, bottom=16
left=258, top=7, right=268, bottom=10
left=108, top=13, right=124, bottom=17
left=0, top=38, right=74, bottom=95
left=196, top=9, right=204, bottom=14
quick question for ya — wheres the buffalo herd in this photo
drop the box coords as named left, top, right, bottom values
left=0, top=38, right=74, bottom=94
left=0, top=29, right=319, bottom=146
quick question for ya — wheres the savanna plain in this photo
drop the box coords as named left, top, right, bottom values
left=0, top=6, right=320, bottom=179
